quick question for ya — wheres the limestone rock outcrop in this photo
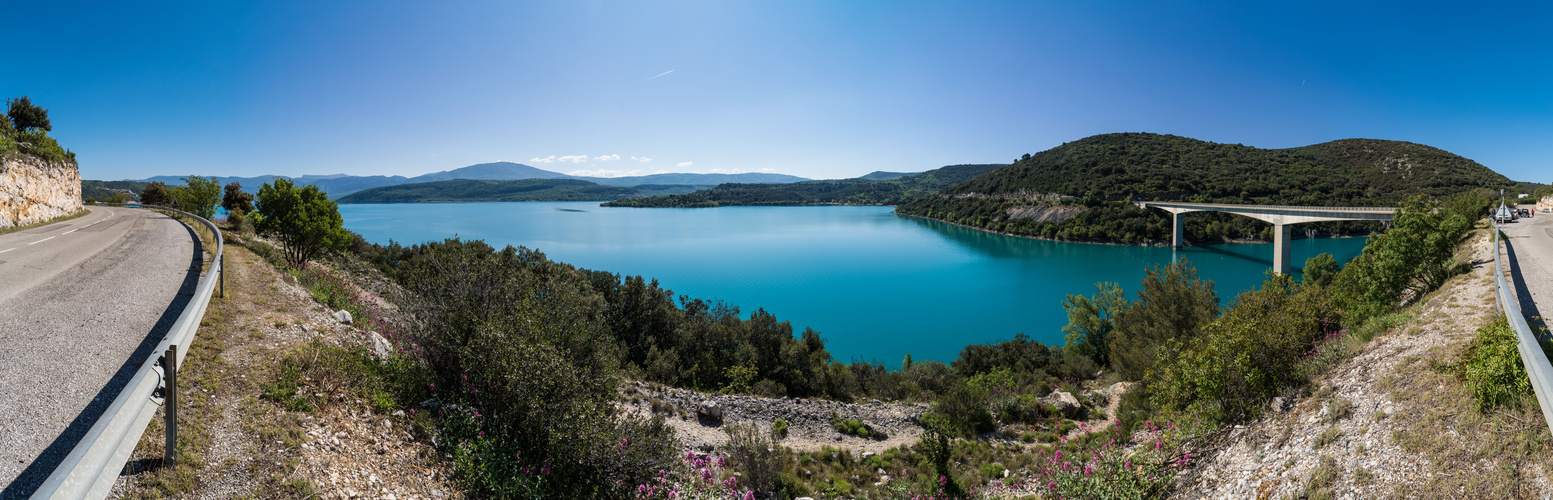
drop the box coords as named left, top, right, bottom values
left=1, top=154, right=81, bottom=228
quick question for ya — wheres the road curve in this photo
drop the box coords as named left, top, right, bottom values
left=0, top=206, right=201, bottom=496
left=1502, top=212, right=1553, bottom=334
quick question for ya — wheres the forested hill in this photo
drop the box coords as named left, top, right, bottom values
left=336, top=179, right=647, bottom=203
left=601, top=163, right=1006, bottom=207
left=897, top=133, right=1524, bottom=245
left=941, top=133, right=1512, bottom=204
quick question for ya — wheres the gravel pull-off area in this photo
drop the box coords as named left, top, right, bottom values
left=0, top=208, right=196, bottom=498
left=1176, top=229, right=1553, bottom=499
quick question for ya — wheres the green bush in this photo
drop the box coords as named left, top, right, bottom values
left=1108, top=259, right=1221, bottom=381
left=1459, top=316, right=1532, bottom=411
left=256, top=178, right=351, bottom=266
left=1152, top=272, right=1341, bottom=425
left=1332, top=195, right=1471, bottom=323
left=771, top=418, right=788, bottom=439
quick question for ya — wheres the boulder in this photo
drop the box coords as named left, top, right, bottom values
left=698, top=399, right=724, bottom=421
left=334, top=309, right=353, bottom=324
left=367, top=331, right=393, bottom=359
left=1048, top=390, right=1086, bottom=419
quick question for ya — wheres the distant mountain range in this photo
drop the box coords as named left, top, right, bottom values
left=131, top=162, right=810, bottom=199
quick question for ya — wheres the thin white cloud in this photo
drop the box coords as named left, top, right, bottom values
left=647, top=69, right=675, bottom=81
left=529, top=155, right=557, bottom=164
left=708, top=168, right=744, bottom=174
left=759, top=168, right=775, bottom=172
left=558, top=155, right=589, bottom=164
left=676, top=161, right=693, bottom=168
left=631, top=156, right=653, bottom=163
left=568, top=169, right=646, bottom=178
left=593, top=154, right=620, bottom=161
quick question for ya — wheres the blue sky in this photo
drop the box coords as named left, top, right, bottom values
left=4, top=1, right=1549, bottom=182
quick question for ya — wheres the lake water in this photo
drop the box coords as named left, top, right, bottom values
left=339, top=202, right=1369, bottom=367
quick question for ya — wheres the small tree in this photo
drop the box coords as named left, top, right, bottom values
left=6, top=96, right=51, bottom=133
left=223, top=182, right=254, bottom=213
left=255, top=178, right=350, bottom=266
left=172, top=175, right=221, bottom=220
left=140, top=181, right=173, bottom=206
left=1302, top=253, right=1340, bottom=288
left=1062, top=281, right=1130, bottom=367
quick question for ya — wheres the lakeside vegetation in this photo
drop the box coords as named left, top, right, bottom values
left=601, top=164, right=1005, bottom=207
left=897, top=133, right=1542, bottom=244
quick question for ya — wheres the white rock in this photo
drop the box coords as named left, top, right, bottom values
left=368, top=331, right=393, bottom=359
left=335, top=309, right=353, bottom=324
left=697, top=399, right=723, bottom=420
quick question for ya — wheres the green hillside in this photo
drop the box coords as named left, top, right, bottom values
left=602, top=164, right=1005, bottom=207
left=335, top=178, right=641, bottom=203
left=897, top=133, right=1519, bottom=244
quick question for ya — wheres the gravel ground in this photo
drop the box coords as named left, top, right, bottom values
left=0, top=208, right=198, bottom=498
left=1500, top=212, right=1553, bottom=333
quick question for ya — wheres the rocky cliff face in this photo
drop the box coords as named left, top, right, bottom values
left=1, top=154, right=81, bottom=228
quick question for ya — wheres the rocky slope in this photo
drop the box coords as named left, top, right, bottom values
left=1, top=154, right=80, bottom=228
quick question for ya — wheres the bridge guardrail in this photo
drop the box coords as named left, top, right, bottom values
left=30, top=204, right=223, bottom=500
left=1492, top=223, right=1553, bottom=434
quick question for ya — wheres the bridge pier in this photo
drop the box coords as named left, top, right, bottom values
left=1172, top=212, right=1185, bottom=250
left=1273, top=223, right=1292, bottom=275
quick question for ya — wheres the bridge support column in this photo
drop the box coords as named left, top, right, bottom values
left=1273, top=223, right=1292, bottom=275
left=1172, top=212, right=1185, bottom=250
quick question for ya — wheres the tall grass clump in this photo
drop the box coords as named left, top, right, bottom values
left=1458, top=316, right=1532, bottom=411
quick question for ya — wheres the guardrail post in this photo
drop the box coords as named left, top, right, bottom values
left=163, top=344, right=178, bottom=467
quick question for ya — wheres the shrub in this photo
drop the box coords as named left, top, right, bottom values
left=171, top=175, right=221, bottom=220
left=1151, top=272, right=1341, bottom=425
left=771, top=418, right=788, bottom=439
left=724, top=423, right=783, bottom=494
left=1331, top=195, right=1471, bottom=323
left=1459, top=315, right=1531, bottom=411
left=1108, top=259, right=1220, bottom=381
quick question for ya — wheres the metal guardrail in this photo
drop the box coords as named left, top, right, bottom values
left=30, top=204, right=223, bottom=500
left=1492, top=223, right=1553, bottom=434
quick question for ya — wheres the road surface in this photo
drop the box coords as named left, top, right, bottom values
left=1502, top=211, right=1553, bottom=335
left=0, top=206, right=200, bottom=496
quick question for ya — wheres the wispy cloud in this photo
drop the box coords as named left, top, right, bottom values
left=708, top=168, right=744, bottom=174
left=631, top=156, right=653, bottom=163
left=558, top=155, right=589, bottom=164
left=647, top=69, right=675, bottom=81
left=593, top=154, right=620, bottom=161
left=676, top=161, right=693, bottom=168
left=529, top=155, right=556, bottom=164
left=568, top=169, right=643, bottom=178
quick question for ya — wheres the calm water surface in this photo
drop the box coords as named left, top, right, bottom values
left=340, top=202, right=1368, bottom=366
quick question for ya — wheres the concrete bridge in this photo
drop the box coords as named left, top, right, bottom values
left=1136, top=201, right=1396, bottom=275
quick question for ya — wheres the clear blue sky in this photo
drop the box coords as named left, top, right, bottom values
left=4, top=1, right=1549, bottom=183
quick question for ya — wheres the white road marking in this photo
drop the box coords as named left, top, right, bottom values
left=63, top=229, right=76, bottom=234
left=0, top=248, right=13, bottom=254
left=29, top=236, right=55, bottom=245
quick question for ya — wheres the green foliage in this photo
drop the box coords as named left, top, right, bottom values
left=1458, top=316, right=1532, bottom=411
left=916, top=414, right=965, bottom=497
left=256, top=178, right=351, bottom=266
left=771, top=418, right=788, bottom=439
left=1302, top=253, right=1340, bottom=288
left=1151, top=272, right=1342, bottom=425
left=930, top=380, right=995, bottom=437
left=171, top=175, right=222, bottom=220
left=1063, top=282, right=1130, bottom=367
left=897, top=133, right=1514, bottom=244
left=81, top=180, right=148, bottom=203
left=140, top=181, right=173, bottom=206
left=603, top=164, right=1005, bottom=207
left=336, top=178, right=641, bottom=204
left=6, top=96, right=50, bottom=133
left=723, top=424, right=783, bottom=495
left=1331, top=195, right=1472, bottom=323
left=223, top=182, right=255, bottom=213
left=1108, top=259, right=1220, bottom=381
left=830, top=417, right=874, bottom=438
left=397, top=238, right=677, bottom=497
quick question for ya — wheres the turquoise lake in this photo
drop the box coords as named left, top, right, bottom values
left=339, top=202, right=1369, bottom=367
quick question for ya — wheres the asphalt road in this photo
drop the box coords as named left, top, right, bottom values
left=1502, top=211, right=1553, bottom=334
left=0, top=206, right=200, bottom=496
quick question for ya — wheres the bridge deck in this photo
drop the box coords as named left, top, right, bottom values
left=1136, top=201, right=1396, bottom=275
